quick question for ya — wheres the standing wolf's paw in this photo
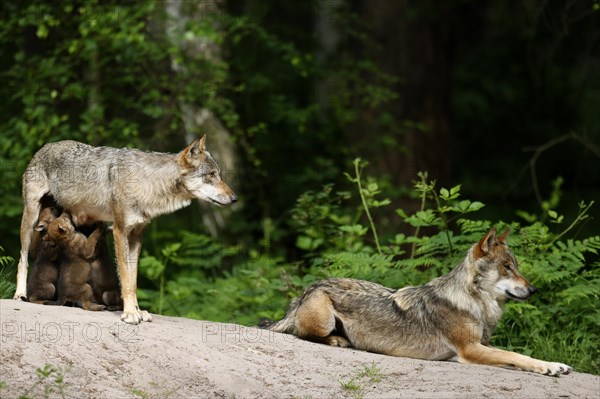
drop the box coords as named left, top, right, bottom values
left=140, top=310, right=152, bottom=322
left=541, top=362, right=572, bottom=376
left=121, top=309, right=152, bottom=325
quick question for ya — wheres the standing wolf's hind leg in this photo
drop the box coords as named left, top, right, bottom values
left=14, top=182, right=47, bottom=300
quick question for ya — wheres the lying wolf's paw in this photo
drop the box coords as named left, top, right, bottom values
left=325, top=335, right=351, bottom=348
left=541, top=362, right=572, bottom=376
left=121, top=309, right=153, bottom=325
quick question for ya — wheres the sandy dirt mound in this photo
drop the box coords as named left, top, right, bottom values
left=0, top=300, right=598, bottom=398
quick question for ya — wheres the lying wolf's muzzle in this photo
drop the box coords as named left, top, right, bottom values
left=507, top=285, right=536, bottom=301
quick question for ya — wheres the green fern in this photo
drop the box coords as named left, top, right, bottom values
left=559, top=279, right=600, bottom=304
left=324, top=252, right=394, bottom=280
left=0, top=246, right=15, bottom=299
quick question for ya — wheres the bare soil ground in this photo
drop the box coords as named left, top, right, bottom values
left=1, top=300, right=598, bottom=398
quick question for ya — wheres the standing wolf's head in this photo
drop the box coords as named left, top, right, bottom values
left=472, top=228, right=536, bottom=302
left=178, top=135, right=238, bottom=206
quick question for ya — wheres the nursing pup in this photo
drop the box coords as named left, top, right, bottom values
left=26, top=204, right=61, bottom=303
left=44, top=213, right=105, bottom=311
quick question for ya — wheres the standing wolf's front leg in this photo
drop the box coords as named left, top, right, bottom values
left=128, top=225, right=151, bottom=322
left=113, top=223, right=151, bottom=324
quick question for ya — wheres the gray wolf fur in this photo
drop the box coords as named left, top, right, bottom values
left=14, top=135, right=237, bottom=324
left=43, top=212, right=105, bottom=311
left=26, top=204, right=61, bottom=303
left=260, top=228, right=572, bottom=376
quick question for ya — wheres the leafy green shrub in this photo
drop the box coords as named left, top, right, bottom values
left=137, top=231, right=297, bottom=325
left=0, top=247, right=15, bottom=299
left=277, top=160, right=600, bottom=374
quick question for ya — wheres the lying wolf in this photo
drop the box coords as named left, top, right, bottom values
left=260, top=228, right=572, bottom=376
left=15, top=135, right=237, bottom=324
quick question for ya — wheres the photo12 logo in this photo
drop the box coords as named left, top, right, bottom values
left=1, top=321, right=140, bottom=345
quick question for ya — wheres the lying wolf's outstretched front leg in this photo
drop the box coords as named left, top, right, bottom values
left=458, top=342, right=572, bottom=376
left=113, top=222, right=152, bottom=325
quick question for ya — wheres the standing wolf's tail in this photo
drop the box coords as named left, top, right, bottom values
left=257, top=297, right=301, bottom=334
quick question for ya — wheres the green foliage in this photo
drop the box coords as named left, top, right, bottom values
left=356, top=362, right=383, bottom=383
left=339, top=362, right=385, bottom=399
left=16, top=364, right=66, bottom=399
left=280, top=164, right=600, bottom=374
left=0, top=247, right=16, bottom=299
left=137, top=231, right=295, bottom=325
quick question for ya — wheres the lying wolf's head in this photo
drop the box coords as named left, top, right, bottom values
left=473, top=228, right=536, bottom=302
left=178, top=135, right=238, bottom=206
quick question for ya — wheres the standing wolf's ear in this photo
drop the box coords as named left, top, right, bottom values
left=473, top=227, right=497, bottom=259
left=179, top=136, right=206, bottom=170
left=497, top=229, right=510, bottom=246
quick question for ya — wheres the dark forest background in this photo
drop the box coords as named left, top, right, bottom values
left=0, top=0, right=599, bottom=374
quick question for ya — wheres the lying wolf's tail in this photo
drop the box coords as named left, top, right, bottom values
left=257, top=297, right=301, bottom=334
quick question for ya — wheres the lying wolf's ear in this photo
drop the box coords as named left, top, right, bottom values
left=474, top=227, right=497, bottom=259
left=198, top=134, right=207, bottom=151
left=179, top=136, right=206, bottom=170
left=497, top=229, right=510, bottom=246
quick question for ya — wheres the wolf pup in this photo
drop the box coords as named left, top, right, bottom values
left=26, top=205, right=62, bottom=303
left=89, top=223, right=122, bottom=310
left=14, top=135, right=237, bottom=324
left=44, top=213, right=106, bottom=311
left=260, top=228, right=572, bottom=376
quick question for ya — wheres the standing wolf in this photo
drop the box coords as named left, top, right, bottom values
left=14, top=135, right=237, bottom=324
left=260, top=228, right=572, bottom=376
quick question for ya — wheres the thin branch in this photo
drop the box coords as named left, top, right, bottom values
left=354, top=159, right=382, bottom=255
left=526, top=134, right=571, bottom=206
left=548, top=201, right=595, bottom=247
left=523, top=132, right=600, bottom=207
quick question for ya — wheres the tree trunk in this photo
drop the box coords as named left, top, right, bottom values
left=164, top=0, right=239, bottom=237
left=353, top=0, right=454, bottom=187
